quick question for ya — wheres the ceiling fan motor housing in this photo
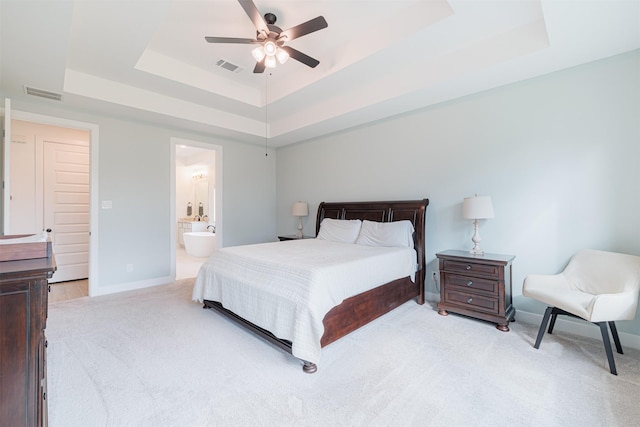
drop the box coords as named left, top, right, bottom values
left=264, top=12, right=277, bottom=25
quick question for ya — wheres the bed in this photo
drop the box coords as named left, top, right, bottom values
left=192, top=199, right=429, bottom=373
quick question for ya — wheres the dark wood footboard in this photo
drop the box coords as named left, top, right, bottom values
left=203, top=274, right=419, bottom=374
left=321, top=275, right=419, bottom=346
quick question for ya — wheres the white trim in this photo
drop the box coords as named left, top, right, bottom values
left=2, top=99, right=11, bottom=234
left=170, top=137, right=223, bottom=277
left=6, top=108, right=100, bottom=297
left=425, top=292, right=640, bottom=351
left=90, top=275, right=172, bottom=297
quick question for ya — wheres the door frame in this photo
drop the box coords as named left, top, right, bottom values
left=3, top=106, right=99, bottom=296
left=170, top=137, right=223, bottom=279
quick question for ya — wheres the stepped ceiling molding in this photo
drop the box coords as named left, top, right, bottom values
left=1, top=1, right=638, bottom=147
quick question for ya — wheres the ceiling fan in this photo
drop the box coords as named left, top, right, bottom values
left=205, top=0, right=328, bottom=73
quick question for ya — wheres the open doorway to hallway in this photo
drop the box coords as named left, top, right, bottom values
left=2, top=102, right=99, bottom=298
left=10, top=120, right=90, bottom=282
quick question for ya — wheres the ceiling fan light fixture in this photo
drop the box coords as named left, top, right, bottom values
left=251, top=46, right=266, bottom=62
left=263, top=40, right=277, bottom=56
left=276, top=47, right=289, bottom=64
left=264, top=55, right=277, bottom=68
left=204, top=1, right=328, bottom=74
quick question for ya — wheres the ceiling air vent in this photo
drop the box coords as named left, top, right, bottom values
left=215, top=58, right=243, bottom=73
left=23, top=86, right=63, bottom=101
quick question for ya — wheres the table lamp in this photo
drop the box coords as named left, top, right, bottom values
left=462, top=195, right=494, bottom=255
left=292, top=201, right=309, bottom=238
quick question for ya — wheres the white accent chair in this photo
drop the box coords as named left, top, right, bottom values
left=523, top=249, right=640, bottom=375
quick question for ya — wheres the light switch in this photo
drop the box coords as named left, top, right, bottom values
left=101, top=200, right=113, bottom=209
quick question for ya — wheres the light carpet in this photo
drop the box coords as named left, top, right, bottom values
left=47, top=279, right=640, bottom=427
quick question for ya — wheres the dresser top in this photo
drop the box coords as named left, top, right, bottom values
left=0, top=256, right=57, bottom=279
left=436, top=249, right=515, bottom=264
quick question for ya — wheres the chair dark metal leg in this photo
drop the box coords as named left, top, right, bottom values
left=548, top=312, right=558, bottom=334
left=608, top=321, right=623, bottom=354
left=534, top=306, right=553, bottom=349
left=598, top=322, right=617, bottom=375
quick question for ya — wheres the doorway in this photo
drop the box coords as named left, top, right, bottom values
left=12, top=120, right=90, bottom=284
left=170, top=137, right=222, bottom=280
left=2, top=101, right=99, bottom=296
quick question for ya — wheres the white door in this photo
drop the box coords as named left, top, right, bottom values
left=44, top=141, right=90, bottom=283
left=2, top=98, right=11, bottom=233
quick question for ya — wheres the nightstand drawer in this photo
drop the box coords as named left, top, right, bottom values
left=443, top=260, right=500, bottom=278
left=446, top=274, right=498, bottom=295
left=444, top=289, right=499, bottom=314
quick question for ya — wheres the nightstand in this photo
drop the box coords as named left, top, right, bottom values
left=436, top=250, right=515, bottom=332
left=277, top=235, right=314, bottom=241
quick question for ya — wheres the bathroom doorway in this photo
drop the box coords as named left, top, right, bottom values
left=171, top=138, right=222, bottom=280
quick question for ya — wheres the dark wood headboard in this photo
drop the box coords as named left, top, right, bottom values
left=316, top=199, right=429, bottom=279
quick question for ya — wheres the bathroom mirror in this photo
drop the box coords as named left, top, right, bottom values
left=195, top=181, right=208, bottom=218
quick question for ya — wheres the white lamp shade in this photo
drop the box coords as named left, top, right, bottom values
left=275, top=47, right=289, bottom=64
left=264, top=55, right=277, bottom=68
left=292, top=201, right=308, bottom=217
left=251, top=46, right=265, bottom=62
left=463, top=195, right=495, bottom=219
left=263, top=40, right=277, bottom=56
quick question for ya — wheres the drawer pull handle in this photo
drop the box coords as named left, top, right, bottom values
left=466, top=281, right=473, bottom=287
left=467, top=298, right=473, bottom=304
left=466, top=265, right=471, bottom=270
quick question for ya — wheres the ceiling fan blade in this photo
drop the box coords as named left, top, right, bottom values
left=280, top=16, right=328, bottom=42
left=281, top=46, right=320, bottom=68
left=238, top=0, right=269, bottom=34
left=205, top=36, right=259, bottom=44
left=253, top=60, right=266, bottom=74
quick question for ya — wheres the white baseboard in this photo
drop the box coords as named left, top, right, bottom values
left=424, top=291, right=640, bottom=351
left=91, top=275, right=173, bottom=297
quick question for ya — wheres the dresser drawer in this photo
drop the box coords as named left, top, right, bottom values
left=443, top=259, right=500, bottom=278
left=446, top=274, right=499, bottom=295
left=444, top=288, right=500, bottom=314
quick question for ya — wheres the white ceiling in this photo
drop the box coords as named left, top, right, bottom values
left=1, top=0, right=638, bottom=148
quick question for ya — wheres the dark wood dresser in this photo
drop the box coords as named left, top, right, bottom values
left=436, top=250, right=515, bottom=331
left=0, top=236, right=56, bottom=427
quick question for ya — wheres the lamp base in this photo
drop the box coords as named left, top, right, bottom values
left=469, top=219, right=485, bottom=256
left=296, top=218, right=303, bottom=238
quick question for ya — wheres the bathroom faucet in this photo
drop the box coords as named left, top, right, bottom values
left=207, top=225, right=215, bottom=233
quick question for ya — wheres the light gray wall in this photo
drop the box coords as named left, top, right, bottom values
left=276, top=50, right=640, bottom=334
left=1, top=99, right=277, bottom=292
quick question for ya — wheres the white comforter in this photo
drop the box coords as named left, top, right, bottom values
left=192, top=238, right=417, bottom=365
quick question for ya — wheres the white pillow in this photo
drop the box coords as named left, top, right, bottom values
left=316, top=218, right=362, bottom=243
left=355, top=220, right=415, bottom=248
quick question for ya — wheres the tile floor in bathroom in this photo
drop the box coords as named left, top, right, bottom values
left=48, top=246, right=206, bottom=303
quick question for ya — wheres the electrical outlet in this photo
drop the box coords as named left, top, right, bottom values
left=126, top=263, right=133, bottom=273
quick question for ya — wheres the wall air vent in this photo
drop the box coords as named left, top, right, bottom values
left=23, top=86, right=63, bottom=101
left=215, top=58, right=243, bottom=73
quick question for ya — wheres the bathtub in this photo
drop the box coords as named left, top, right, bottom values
left=183, top=231, right=217, bottom=258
